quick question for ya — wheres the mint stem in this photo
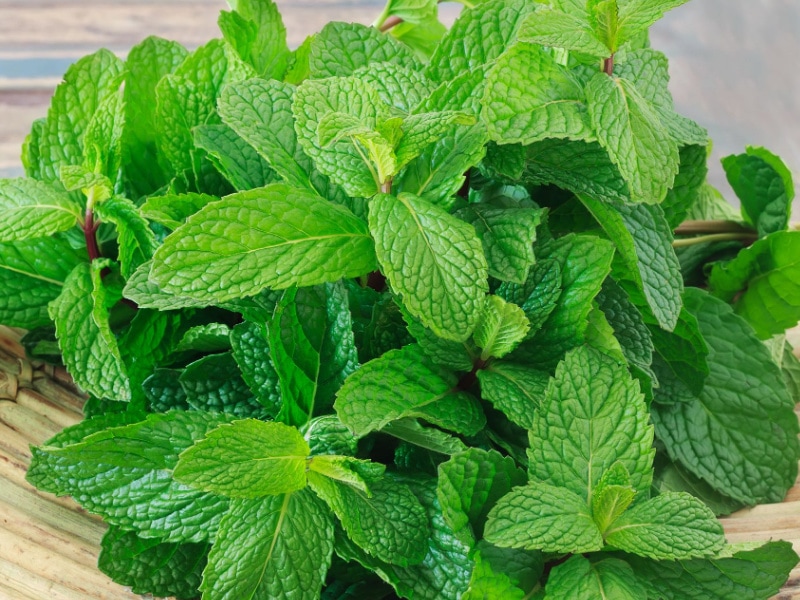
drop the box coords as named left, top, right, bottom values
left=603, top=54, right=615, bottom=76
left=84, top=209, right=102, bottom=261
left=672, top=232, right=757, bottom=248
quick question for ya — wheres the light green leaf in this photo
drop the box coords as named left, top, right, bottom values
left=270, top=284, right=359, bottom=427
left=0, top=178, right=81, bottom=242
left=31, top=411, right=233, bottom=542
left=122, top=261, right=211, bottom=311
left=308, top=472, right=428, bottom=566
left=426, top=0, right=536, bottom=83
left=455, top=203, right=543, bottom=284
left=309, top=22, right=419, bottom=79
left=304, top=414, right=360, bottom=457
left=652, top=288, right=799, bottom=504
left=60, top=165, right=112, bottom=201
left=595, top=279, right=654, bottom=374
left=580, top=196, right=682, bottom=331
left=484, top=42, right=593, bottom=145
left=461, top=551, right=526, bottom=600
left=230, top=321, right=281, bottom=416
left=334, top=345, right=485, bottom=437
left=95, top=196, right=157, bottom=278
left=390, top=17, right=447, bottom=62
left=709, top=231, right=800, bottom=338
left=395, top=111, right=477, bottom=171
left=437, top=448, right=526, bottom=547
left=150, top=184, right=377, bottom=302
left=353, top=62, right=435, bottom=114
left=591, top=463, right=636, bottom=535
left=544, top=556, right=647, bottom=600
left=586, top=72, right=679, bottom=204
left=485, top=483, right=603, bottom=553
left=605, top=491, right=725, bottom=559
left=369, top=192, right=488, bottom=341
left=175, top=324, right=230, bottom=354
left=477, top=362, right=549, bottom=429
left=722, top=146, right=794, bottom=237
left=617, top=0, right=692, bottom=47
left=419, top=66, right=488, bottom=115
left=140, top=192, right=217, bottom=231
left=194, top=124, right=278, bottom=191
left=82, top=89, right=125, bottom=183
left=661, top=144, right=710, bottom=228
left=529, top=345, right=654, bottom=500
left=473, top=296, right=530, bottom=360
left=517, top=7, right=610, bottom=57
left=376, top=0, right=438, bottom=26
left=219, top=0, right=290, bottom=79
left=174, top=420, right=309, bottom=498
left=401, top=307, right=476, bottom=372
left=49, top=262, right=130, bottom=401
left=201, top=490, right=333, bottom=600
left=497, top=258, right=562, bottom=339
left=381, top=418, right=467, bottom=455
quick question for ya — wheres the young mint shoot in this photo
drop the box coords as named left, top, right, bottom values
left=2, top=0, right=798, bottom=598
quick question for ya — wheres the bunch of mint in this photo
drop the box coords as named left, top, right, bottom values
left=3, top=0, right=799, bottom=597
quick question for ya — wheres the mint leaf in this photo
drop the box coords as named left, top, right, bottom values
left=99, top=527, right=207, bottom=599
left=477, top=362, right=549, bottom=429
left=150, top=184, right=376, bottom=302
left=180, top=353, right=270, bottom=418
left=395, top=111, right=478, bottom=172
left=37, top=49, right=124, bottom=183
left=401, top=307, right=476, bottom=371
left=544, top=556, right=646, bottom=600
left=586, top=72, right=679, bottom=204
left=305, top=415, right=360, bottom=457
left=202, top=490, right=333, bottom=600
left=461, top=551, right=526, bottom=600
left=485, top=483, right=603, bottom=553
left=605, top=491, right=725, bottom=559
left=49, top=262, right=131, bottom=401
left=143, top=369, right=190, bottom=412
left=370, top=192, right=488, bottom=341
left=390, top=17, right=447, bottom=62
left=0, top=237, right=85, bottom=329
left=473, top=296, right=530, bottom=360
left=654, top=459, right=745, bottom=517
left=193, top=124, right=278, bottom=191
left=516, top=7, right=609, bottom=57
left=709, top=231, right=800, bottom=338
left=529, top=345, right=654, bottom=500
left=230, top=321, right=281, bottom=417
left=174, top=420, right=309, bottom=498
left=335, top=345, right=485, bottom=437
left=309, top=22, right=418, bottom=79
left=270, top=284, right=359, bottom=427
left=426, top=0, right=536, bottom=83
left=122, top=261, right=211, bottom=311
left=483, top=42, right=592, bottom=145
left=591, top=463, right=636, bottom=534
left=353, top=62, right=435, bottom=113
left=175, top=323, right=231, bottom=354
left=617, top=0, right=692, bottom=47
left=382, top=418, right=467, bottom=455
left=625, top=541, right=799, bottom=600
left=661, top=144, right=710, bottom=228
left=652, top=288, right=799, bottom=504
left=455, top=202, right=542, bottom=284
left=32, top=411, right=232, bottom=542
left=82, top=89, right=124, bottom=183
left=95, top=196, right=157, bottom=278
left=595, top=279, right=654, bottom=375
left=420, top=67, right=488, bottom=115
left=0, top=178, right=81, bottom=242
left=377, top=0, right=438, bottom=26
left=308, top=472, right=428, bottom=566
left=580, top=196, right=682, bottom=331
left=723, top=146, right=794, bottom=238
left=140, top=192, right=217, bottom=231
left=497, top=258, right=562, bottom=338
left=437, top=448, right=526, bottom=547
left=219, top=0, right=290, bottom=79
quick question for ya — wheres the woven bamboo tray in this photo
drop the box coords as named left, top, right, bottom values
left=0, top=324, right=798, bottom=599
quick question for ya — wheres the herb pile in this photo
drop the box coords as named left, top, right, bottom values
left=3, top=0, right=800, bottom=597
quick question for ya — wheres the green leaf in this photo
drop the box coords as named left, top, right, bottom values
left=82, top=89, right=125, bottom=183
left=270, top=284, right=359, bottom=427
left=580, top=196, right=682, bottom=330
left=455, top=203, right=543, bottom=284
left=31, top=411, right=233, bottom=542
left=98, top=527, right=207, bottom=599
left=591, top=463, right=636, bottom=534
left=394, top=111, right=477, bottom=171
left=723, top=146, right=795, bottom=238
left=143, top=369, right=190, bottom=412
left=95, top=196, right=157, bottom=278
left=401, top=307, right=476, bottom=372
left=305, top=414, right=360, bottom=457
left=193, top=124, right=278, bottom=191
left=49, top=262, right=131, bottom=401
left=174, top=420, right=309, bottom=498
left=307, top=455, right=382, bottom=493
left=381, top=418, right=467, bottom=455
left=60, top=165, right=112, bottom=201
left=309, top=22, right=419, bottom=79
left=201, top=490, right=334, bottom=600
left=353, top=62, right=435, bottom=114
left=376, top=0, right=438, bottom=26
left=0, top=178, right=81, bottom=242
left=150, top=184, right=376, bottom=302
left=595, top=279, right=654, bottom=374
left=709, top=231, right=800, bottom=338
left=123, top=36, right=188, bottom=197
left=616, top=0, right=692, bottom=47
left=483, top=42, right=592, bottom=145
left=308, top=472, right=428, bottom=566
left=437, top=448, right=526, bottom=547
left=122, top=261, right=212, bottom=311
left=652, top=288, right=799, bottom=504
left=140, top=192, right=217, bottom=231
left=477, top=362, right=549, bottom=429
left=586, top=72, right=679, bottom=204
left=604, top=491, right=725, bottom=559
left=661, top=144, right=710, bottom=228
left=335, top=345, right=485, bottom=437
left=0, top=237, right=86, bottom=329
left=461, top=551, right=526, bottom=600
left=175, top=323, right=231, bottom=354
left=230, top=321, right=281, bottom=416
left=543, top=556, right=647, bottom=600
left=473, top=296, right=530, bottom=360
left=530, top=345, right=654, bottom=500
left=180, top=353, right=270, bottom=418
left=516, top=7, right=610, bottom=57
left=485, top=483, right=603, bottom=553
left=426, top=0, right=536, bottom=83
left=497, top=258, right=562, bottom=338
left=369, top=192, right=488, bottom=341
left=37, top=49, right=124, bottom=183
left=390, top=17, right=447, bottom=62
left=625, top=541, right=799, bottom=600
left=219, top=0, right=290, bottom=79
left=512, top=234, right=615, bottom=368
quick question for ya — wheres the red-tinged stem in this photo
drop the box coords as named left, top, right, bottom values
left=457, top=358, right=488, bottom=392
left=366, top=271, right=387, bottom=292
left=603, top=54, right=615, bottom=76
left=379, top=15, right=403, bottom=32
left=84, top=209, right=102, bottom=261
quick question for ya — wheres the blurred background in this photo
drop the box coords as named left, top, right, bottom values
left=0, top=0, right=797, bottom=208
